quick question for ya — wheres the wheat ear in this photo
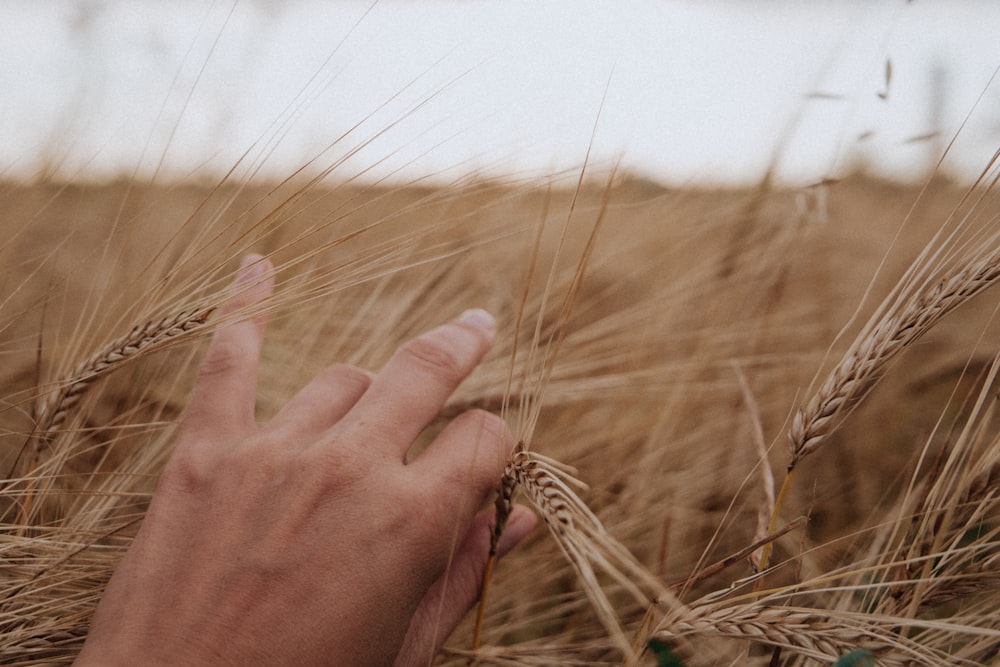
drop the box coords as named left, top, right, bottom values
left=33, top=307, right=214, bottom=435
left=757, top=239, right=1000, bottom=573
left=11, top=307, right=214, bottom=526
left=493, top=449, right=679, bottom=660
left=655, top=603, right=943, bottom=666
left=789, top=244, right=1000, bottom=468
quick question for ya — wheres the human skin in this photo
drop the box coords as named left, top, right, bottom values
left=74, top=255, right=537, bottom=666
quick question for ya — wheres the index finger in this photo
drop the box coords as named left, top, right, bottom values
left=181, top=255, right=275, bottom=441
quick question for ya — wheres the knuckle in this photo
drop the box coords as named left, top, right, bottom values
left=321, top=363, right=372, bottom=396
left=198, top=338, right=252, bottom=381
left=158, top=449, right=213, bottom=495
left=415, top=410, right=512, bottom=505
left=468, top=408, right=511, bottom=440
left=304, top=437, right=377, bottom=490
left=461, top=409, right=513, bottom=452
left=451, top=409, right=512, bottom=484
left=398, top=332, right=467, bottom=383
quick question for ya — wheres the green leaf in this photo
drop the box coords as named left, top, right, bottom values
left=834, top=649, right=875, bottom=667
left=646, top=638, right=685, bottom=667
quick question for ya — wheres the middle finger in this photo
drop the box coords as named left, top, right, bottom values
left=328, top=309, right=497, bottom=460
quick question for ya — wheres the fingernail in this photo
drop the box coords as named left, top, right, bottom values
left=458, top=308, right=496, bottom=334
left=236, top=254, right=267, bottom=284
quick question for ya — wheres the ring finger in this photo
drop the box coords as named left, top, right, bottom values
left=271, top=363, right=375, bottom=438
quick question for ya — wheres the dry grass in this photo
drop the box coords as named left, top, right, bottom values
left=2, top=162, right=1000, bottom=666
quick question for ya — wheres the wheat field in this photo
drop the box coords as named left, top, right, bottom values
left=2, top=157, right=999, bottom=666
left=2, top=7, right=1000, bottom=661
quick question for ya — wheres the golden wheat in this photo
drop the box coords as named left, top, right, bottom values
left=32, top=307, right=214, bottom=435
left=3, top=167, right=1000, bottom=665
left=789, top=237, right=1000, bottom=468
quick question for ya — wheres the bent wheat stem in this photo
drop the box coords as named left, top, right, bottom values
left=15, top=307, right=214, bottom=527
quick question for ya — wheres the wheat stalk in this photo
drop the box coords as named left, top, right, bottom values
left=861, top=360, right=1000, bottom=619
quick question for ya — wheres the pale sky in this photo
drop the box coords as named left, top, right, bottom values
left=2, top=0, right=999, bottom=186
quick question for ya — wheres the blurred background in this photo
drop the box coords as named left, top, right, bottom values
left=1, top=0, right=998, bottom=186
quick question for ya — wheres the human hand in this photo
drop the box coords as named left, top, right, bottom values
left=74, top=255, right=537, bottom=666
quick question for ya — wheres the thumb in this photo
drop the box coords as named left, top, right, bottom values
left=393, top=505, right=537, bottom=667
